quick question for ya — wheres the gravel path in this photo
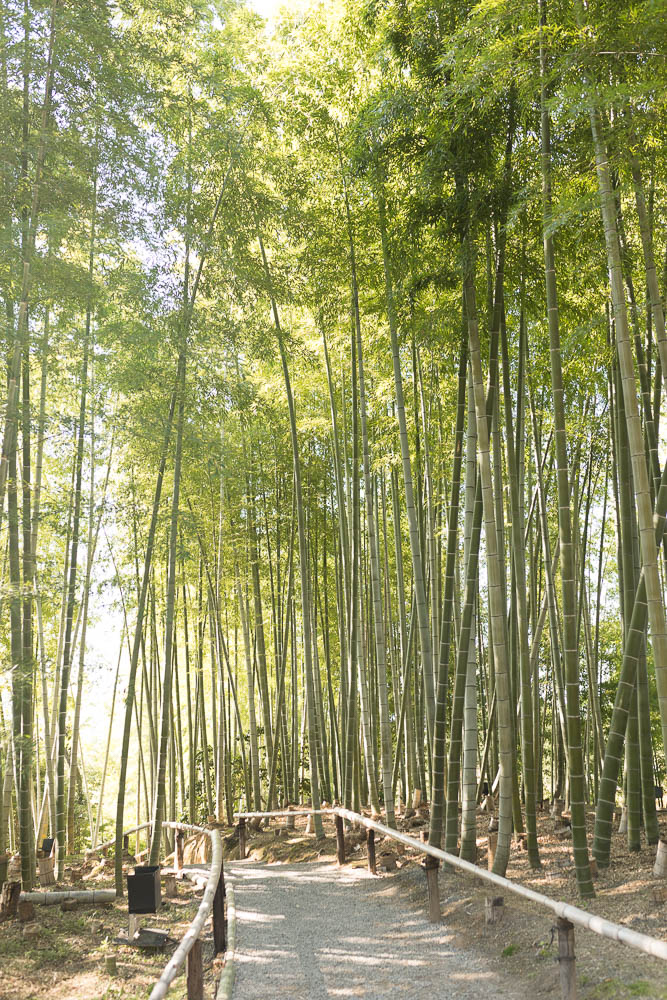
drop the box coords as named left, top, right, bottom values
left=229, top=860, right=525, bottom=999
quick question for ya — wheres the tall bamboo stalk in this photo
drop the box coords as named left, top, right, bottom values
left=539, top=0, right=594, bottom=897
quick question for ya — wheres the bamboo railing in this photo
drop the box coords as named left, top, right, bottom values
left=92, top=822, right=152, bottom=854
left=148, top=821, right=225, bottom=1000
left=235, top=807, right=667, bottom=999
left=12, top=820, right=228, bottom=998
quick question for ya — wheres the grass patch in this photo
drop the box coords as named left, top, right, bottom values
left=587, top=979, right=667, bottom=1000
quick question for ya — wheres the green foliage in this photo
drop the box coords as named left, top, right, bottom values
left=1, top=0, right=666, bottom=890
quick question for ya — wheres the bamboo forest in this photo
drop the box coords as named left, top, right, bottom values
left=1, top=1, right=667, bottom=998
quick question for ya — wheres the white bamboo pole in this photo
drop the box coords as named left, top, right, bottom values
left=92, top=633, right=124, bottom=848
left=148, top=822, right=222, bottom=1000
left=215, top=880, right=236, bottom=1000
left=92, top=821, right=151, bottom=854
left=20, top=889, right=115, bottom=904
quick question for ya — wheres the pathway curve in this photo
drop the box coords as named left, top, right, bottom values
left=228, top=860, right=524, bottom=999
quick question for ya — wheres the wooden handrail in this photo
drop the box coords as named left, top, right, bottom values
left=235, top=807, right=667, bottom=965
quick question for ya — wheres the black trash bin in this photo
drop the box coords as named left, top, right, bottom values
left=127, top=865, right=162, bottom=914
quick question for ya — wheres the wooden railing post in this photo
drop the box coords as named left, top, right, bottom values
left=186, top=937, right=203, bottom=1000
left=175, top=831, right=184, bottom=873
left=335, top=814, right=345, bottom=865
left=485, top=895, right=504, bottom=924
left=422, top=854, right=441, bottom=923
left=557, top=918, right=576, bottom=1000
left=367, top=828, right=376, bottom=875
left=238, top=816, right=246, bottom=860
left=213, top=859, right=226, bottom=954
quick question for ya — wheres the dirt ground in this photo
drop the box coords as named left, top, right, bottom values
left=0, top=853, right=223, bottom=1000
left=411, top=811, right=667, bottom=1000
left=1, top=807, right=665, bottom=1000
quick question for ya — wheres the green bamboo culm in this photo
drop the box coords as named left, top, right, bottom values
left=539, top=0, right=594, bottom=898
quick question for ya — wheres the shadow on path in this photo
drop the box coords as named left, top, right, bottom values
left=229, top=860, right=523, bottom=999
